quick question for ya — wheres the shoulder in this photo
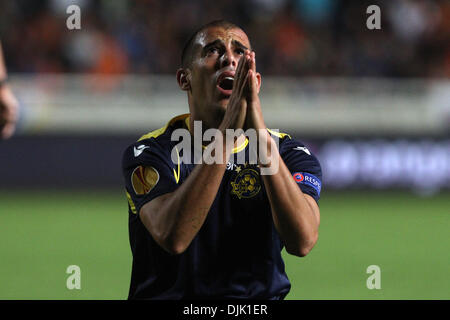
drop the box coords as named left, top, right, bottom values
left=267, top=129, right=312, bottom=157
left=278, top=135, right=314, bottom=158
left=137, top=113, right=189, bottom=142
left=122, top=114, right=190, bottom=168
left=271, top=129, right=321, bottom=174
left=271, top=130, right=323, bottom=200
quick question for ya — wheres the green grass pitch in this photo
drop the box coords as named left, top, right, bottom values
left=0, top=189, right=448, bottom=299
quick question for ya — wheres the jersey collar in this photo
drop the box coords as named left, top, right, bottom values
left=185, top=115, right=248, bottom=154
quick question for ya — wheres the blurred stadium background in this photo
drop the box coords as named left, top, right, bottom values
left=0, top=0, right=448, bottom=299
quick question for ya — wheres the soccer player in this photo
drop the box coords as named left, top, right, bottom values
left=122, top=20, right=322, bottom=299
left=0, top=41, right=19, bottom=139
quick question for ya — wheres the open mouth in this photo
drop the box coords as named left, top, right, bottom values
left=217, top=75, right=234, bottom=96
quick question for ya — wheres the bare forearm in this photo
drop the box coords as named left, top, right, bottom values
left=162, top=165, right=226, bottom=251
left=260, top=137, right=319, bottom=256
left=141, top=139, right=232, bottom=254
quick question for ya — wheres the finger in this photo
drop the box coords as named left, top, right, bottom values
left=2, top=108, right=14, bottom=122
left=232, top=52, right=247, bottom=90
left=235, top=51, right=251, bottom=92
left=1, top=122, right=15, bottom=139
left=237, top=50, right=251, bottom=80
left=238, top=71, right=249, bottom=99
left=9, top=103, right=19, bottom=121
left=246, top=52, right=256, bottom=97
left=247, top=70, right=258, bottom=101
left=249, top=51, right=256, bottom=73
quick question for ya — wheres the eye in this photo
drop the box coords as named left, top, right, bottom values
left=207, top=47, right=219, bottom=55
left=235, top=48, right=245, bottom=55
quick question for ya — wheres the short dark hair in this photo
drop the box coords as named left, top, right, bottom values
left=180, top=20, right=245, bottom=68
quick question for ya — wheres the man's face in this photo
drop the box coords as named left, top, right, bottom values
left=186, top=26, right=252, bottom=128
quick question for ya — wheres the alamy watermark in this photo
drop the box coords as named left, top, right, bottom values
left=66, top=5, right=81, bottom=30
left=366, top=5, right=381, bottom=30
left=171, top=122, right=280, bottom=175
left=366, top=265, right=381, bottom=290
left=66, top=265, right=81, bottom=290
left=66, top=4, right=380, bottom=31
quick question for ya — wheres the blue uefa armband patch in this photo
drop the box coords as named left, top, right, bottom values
left=292, top=172, right=322, bottom=196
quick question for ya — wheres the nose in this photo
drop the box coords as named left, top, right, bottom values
left=220, top=48, right=238, bottom=69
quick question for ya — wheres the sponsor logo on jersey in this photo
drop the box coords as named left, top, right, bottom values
left=292, top=172, right=321, bottom=196
left=231, top=168, right=261, bottom=199
left=131, top=166, right=159, bottom=195
left=293, top=172, right=304, bottom=183
left=293, top=146, right=311, bottom=155
left=134, top=145, right=149, bottom=157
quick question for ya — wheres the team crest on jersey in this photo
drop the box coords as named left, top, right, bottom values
left=231, top=168, right=261, bottom=199
left=131, top=166, right=159, bottom=195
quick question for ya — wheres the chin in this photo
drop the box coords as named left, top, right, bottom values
left=219, top=100, right=229, bottom=111
left=217, top=96, right=230, bottom=108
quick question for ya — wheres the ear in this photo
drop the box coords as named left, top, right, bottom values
left=255, top=72, right=262, bottom=94
left=176, top=68, right=191, bottom=91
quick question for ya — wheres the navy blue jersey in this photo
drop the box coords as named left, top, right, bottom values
left=122, top=114, right=322, bottom=299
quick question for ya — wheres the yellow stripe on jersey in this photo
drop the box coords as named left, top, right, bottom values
left=126, top=191, right=137, bottom=214
left=173, top=146, right=181, bottom=184
left=183, top=115, right=248, bottom=153
left=267, top=129, right=291, bottom=139
left=137, top=114, right=187, bottom=186
left=138, top=113, right=190, bottom=141
left=201, top=137, right=248, bottom=154
left=232, top=138, right=248, bottom=153
left=185, top=116, right=190, bottom=132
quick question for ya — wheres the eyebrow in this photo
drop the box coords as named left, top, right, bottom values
left=202, top=39, right=250, bottom=55
left=232, top=40, right=249, bottom=51
left=202, top=39, right=223, bottom=54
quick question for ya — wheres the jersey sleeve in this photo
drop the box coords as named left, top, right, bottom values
left=279, top=137, right=322, bottom=203
left=122, top=138, right=179, bottom=215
